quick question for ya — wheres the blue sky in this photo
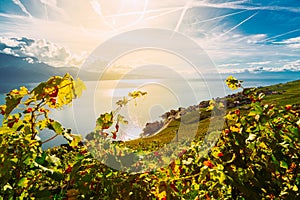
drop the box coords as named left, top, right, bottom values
left=0, top=0, right=300, bottom=75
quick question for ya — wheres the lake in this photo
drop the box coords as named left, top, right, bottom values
left=0, top=77, right=295, bottom=149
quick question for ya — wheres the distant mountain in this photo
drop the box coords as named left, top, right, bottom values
left=1, top=50, right=300, bottom=93
left=0, top=53, right=98, bottom=93
left=225, top=70, right=300, bottom=81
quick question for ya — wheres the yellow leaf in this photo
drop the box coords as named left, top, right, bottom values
left=293, top=185, right=298, bottom=191
left=225, top=76, right=242, bottom=90
left=57, top=78, right=74, bottom=107
left=157, top=191, right=166, bottom=199
left=70, top=134, right=82, bottom=147
left=128, top=91, right=147, bottom=99
left=225, top=113, right=238, bottom=121
left=19, top=86, right=29, bottom=95
left=206, top=100, right=215, bottom=111
left=74, top=78, right=86, bottom=98
left=230, top=126, right=240, bottom=133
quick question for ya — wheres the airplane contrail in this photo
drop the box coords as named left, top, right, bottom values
left=144, top=7, right=184, bottom=21
left=90, top=0, right=149, bottom=31
left=219, top=11, right=258, bottom=38
left=259, top=28, right=300, bottom=43
left=192, top=10, right=248, bottom=25
left=173, top=0, right=194, bottom=33
left=12, top=0, right=32, bottom=18
left=104, top=7, right=183, bottom=18
left=90, top=0, right=117, bottom=31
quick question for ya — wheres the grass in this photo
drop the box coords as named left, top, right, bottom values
left=124, top=79, right=300, bottom=150
left=258, top=79, right=300, bottom=106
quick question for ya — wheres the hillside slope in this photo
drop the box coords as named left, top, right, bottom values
left=124, top=79, right=300, bottom=149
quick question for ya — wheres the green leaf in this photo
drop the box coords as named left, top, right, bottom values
left=48, top=121, right=64, bottom=135
left=243, top=88, right=256, bottom=95
left=5, top=95, right=22, bottom=117
left=280, top=161, right=288, bottom=169
left=34, top=190, right=52, bottom=198
left=31, top=82, right=47, bottom=100
left=35, top=152, right=47, bottom=165
left=18, top=177, right=29, bottom=188
left=50, top=171, right=64, bottom=182
left=96, top=112, right=114, bottom=130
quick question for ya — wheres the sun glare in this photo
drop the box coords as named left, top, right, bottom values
left=92, top=0, right=149, bottom=30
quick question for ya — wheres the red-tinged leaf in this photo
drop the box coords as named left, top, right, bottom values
left=203, top=160, right=214, bottom=168
left=112, top=131, right=117, bottom=139
left=24, top=108, right=33, bottom=113
left=0, top=105, right=6, bottom=115
left=285, top=105, right=292, bottom=111
left=65, top=165, right=72, bottom=174
left=170, top=183, right=179, bottom=192
left=49, top=86, right=58, bottom=98
left=218, top=152, right=224, bottom=157
left=115, top=123, right=119, bottom=132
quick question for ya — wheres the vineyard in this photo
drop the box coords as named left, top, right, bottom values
left=0, top=74, right=300, bottom=199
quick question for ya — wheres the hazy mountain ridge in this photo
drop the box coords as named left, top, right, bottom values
left=0, top=53, right=98, bottom=92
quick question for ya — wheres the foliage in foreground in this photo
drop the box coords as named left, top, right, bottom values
left=0, top=74, right=299, bottom=199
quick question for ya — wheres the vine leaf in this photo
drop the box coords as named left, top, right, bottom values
left=48, top=121, right=64, bottom=135
left=70, top=134, right=82, bottom=147
left=5, top=87, right=28, bottom=117
left=18, top=177, right=29, bottom=188
left=74, top=78, right=86, bottom=98
left=96, top=112, right=114, bottom=130
left=225, top=76, right=243, bottom=90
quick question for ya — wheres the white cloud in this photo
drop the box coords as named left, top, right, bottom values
left=279, top=60, right=300, bottom=71
left=0, top=37, right=87, bottom=67
left=0, top=37, right=24, bottom=47
left=39, top=0, right=68, bottom=20
left=1, top=48, right=19, bottom=56
left=246, top=34, right=267, bottom=44
left=0, top=0, right=299, bottom=76
left=218, top=63, right=240, bottom=67
left=218, top=60, right=300, bottom=74
left=247, top=61, right=271, bottom=65
left=274, top=37, right=300, bottom=49
left=23, top=57, right=35, bottom=64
